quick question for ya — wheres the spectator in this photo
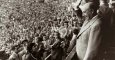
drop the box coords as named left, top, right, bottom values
left=50, top=32, right=63, bottom=60
left=18, top=40, right=28, bottom=60
left=22, top=43, right=37, bottom=60
left=8, top=45, right=20, bottom=60
left=32, top=37, right=45, bottom=60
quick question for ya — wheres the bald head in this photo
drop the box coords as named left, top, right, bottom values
left=80, top=2, right=98, bottom=20
left=80, top=2, right=97, bottom=12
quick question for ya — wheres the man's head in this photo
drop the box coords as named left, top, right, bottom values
left=64, top=21, right=69, bottom=28
left=72, top=15, right=76, bottom=20
left=22, top=39, right=28, bottom=47
left=34, top=37, right=43, bottom=44
left=73, top=7, right=82, bottom=20
left=73, top=21, right=78, bottom=27
left=43, top=35, right=47, bottom=41
left=34, top=37, right=38, bottom=43
left=54, top=32, right=60, bottom=39
left=80, top=2, right=98, bottom=20
left=11, top=45, right=18, bottom=53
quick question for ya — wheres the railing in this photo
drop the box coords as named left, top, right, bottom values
left=65, top=46, right=76, bottom=60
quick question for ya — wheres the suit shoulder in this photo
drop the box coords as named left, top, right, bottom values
left=91, top=17, right=102, bottom=28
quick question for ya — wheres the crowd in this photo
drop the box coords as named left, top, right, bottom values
left=0, top=0, right=115, bottom=60
left=0, top=8, right=83, bottom=60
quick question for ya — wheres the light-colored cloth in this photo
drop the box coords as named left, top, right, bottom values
left=51, top=27, right=59, bottom=32
left=76, top=15, right=102, bottom=60
left=18, top=49, right=27, bottom=60
left=59, top=26, right=72, bottom=38
left=22, top=53, right=36, bottom=60
left=9, top=52, right=20, bottom=60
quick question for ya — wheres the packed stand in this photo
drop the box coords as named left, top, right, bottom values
left=0, top=11, right=83, bottom=60
left=0, top=1, right=115, bottom=60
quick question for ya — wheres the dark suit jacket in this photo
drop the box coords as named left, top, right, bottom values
left=51, top=38, right=63, bottom=60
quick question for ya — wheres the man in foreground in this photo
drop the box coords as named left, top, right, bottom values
left=76, top=2, right=105, bottom=60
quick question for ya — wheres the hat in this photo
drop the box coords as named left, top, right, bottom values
left=22, top=39, right=28, bottom=44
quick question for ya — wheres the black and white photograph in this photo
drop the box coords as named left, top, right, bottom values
left=0, top=0, right=115, bottom=60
